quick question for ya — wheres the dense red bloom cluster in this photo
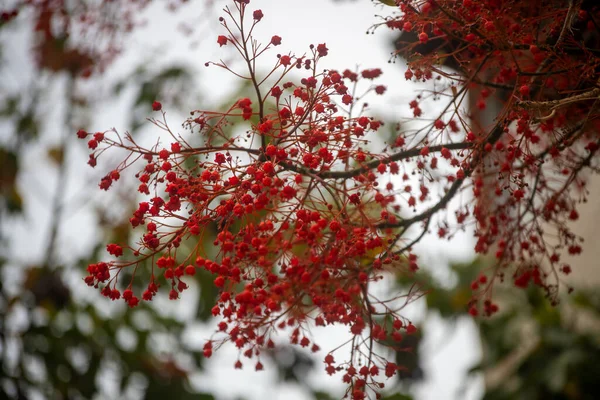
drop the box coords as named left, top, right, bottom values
left=79, top=0, right=599, bottom=398
left=381, top=0, right=600, bottom=306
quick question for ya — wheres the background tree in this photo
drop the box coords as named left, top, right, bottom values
left=0, top=2, right=219, bottom=399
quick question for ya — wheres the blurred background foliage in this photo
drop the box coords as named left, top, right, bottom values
left=1, top=2, right=600, bottom=400
left=400, top=259, right=600, bottom=400
left=0, top=3, right=214, bottom=399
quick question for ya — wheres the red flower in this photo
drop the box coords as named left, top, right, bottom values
left=279, top=55, right=291, bottom=66
left=316, top=43, right=328, bottom=57
left=270, top=35, right=281, bottom=46
left=217, top=35, right=228, bottom=47
left=252, top=10, right=263, bottom=21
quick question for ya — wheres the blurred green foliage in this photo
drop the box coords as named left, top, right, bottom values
left=475, top=286, right=600, bottom=400
left=411, top=259, right=600, bottom=400
left=0, top=9, right=214, bottom=399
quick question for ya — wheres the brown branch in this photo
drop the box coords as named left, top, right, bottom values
left=43, top=78, right=75, bottom=269
left=237, top=4, right=265, bottom=150
left=378, top=121, right=506, bottom=229
left=518, top=87, right=600, bottom=114
left=281, top=142, right=472, bottom=179
left=555, top=0, right=584, bottom=50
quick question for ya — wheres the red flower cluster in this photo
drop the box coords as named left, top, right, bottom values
left=79, top=0, right=599, bottom=398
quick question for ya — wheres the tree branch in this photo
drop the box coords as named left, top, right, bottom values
left=378, top=121, right=505, bottom=229
left=281, top=142, right=472, bottom=179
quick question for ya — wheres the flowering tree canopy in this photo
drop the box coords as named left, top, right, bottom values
left=68, top=0, right=600, bottom=398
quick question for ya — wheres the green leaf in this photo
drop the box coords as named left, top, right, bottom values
left=0, top=148, right=18, bottom=188
left=47, top=146, right=64, bottom=165
left=313, top=391, right=337, bottom=400
left=0, top=96, right=18, bottom=116
left=5, top=186, right=23, bottom=213
left=381, top=393, right=413, bottom=400
left=196, top=269, right=219, bottom=321
left=16, top=111, right=39, bottom=140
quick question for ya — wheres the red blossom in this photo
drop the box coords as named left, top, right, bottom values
left=316, top=43, right=328, bottom=57
left=217, top=35, right=228, bottom=47
left=80, top=0, right=600, bottom=396
left=270, top=35, right=281, bottom=46
left=252, top=10, right=263, bottom=21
